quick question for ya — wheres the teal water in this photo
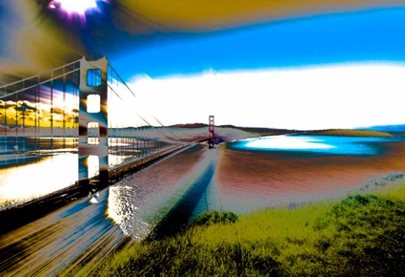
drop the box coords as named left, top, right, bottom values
left=229, top=134, right=403, bottom=155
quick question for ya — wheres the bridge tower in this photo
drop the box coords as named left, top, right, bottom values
left=208, top=115, right=216, bottom=149
left=78, top=56, right=109, bottom=189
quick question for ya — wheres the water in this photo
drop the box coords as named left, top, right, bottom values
left=230, top=134, right=402, bottom=155
left=105, top=144, right=212, bottom=239
left=2, top=134, right=404, bottom=274
left=2, top=134, right=405, bottom=241
left=102, top=134, right=405, bottom=239
left=0, top=154, right=78, bottom=208
left=216, top=134, right=405, bottom=213
left=0, top=136, right=167, bottom=210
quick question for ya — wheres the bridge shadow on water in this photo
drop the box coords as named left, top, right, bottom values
left=147, top=153, right=217, bottom=241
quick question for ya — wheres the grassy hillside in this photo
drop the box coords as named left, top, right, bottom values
left=80, top=173, right=405, bottom=277
left=304, top=129, right=393, bottom=137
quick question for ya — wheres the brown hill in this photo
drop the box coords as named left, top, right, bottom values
left=303, top=129, right=393, bottom=137
left=169, top=123, right=208, bottom=128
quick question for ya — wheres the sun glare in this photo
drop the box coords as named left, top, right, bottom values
left=52, top=0, right=98, bottom=15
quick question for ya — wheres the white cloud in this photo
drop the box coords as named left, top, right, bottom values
left=126, top=63, right=405, bottom=130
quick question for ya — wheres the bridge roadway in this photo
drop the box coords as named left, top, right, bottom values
left=0, top=140, right=216, bottom=276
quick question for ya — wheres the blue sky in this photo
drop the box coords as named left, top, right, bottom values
left=114, top=7, right=405, bottom=129
left=112, top=7, right=405, bottom=81
left=1, top=3, right=404, bottom=129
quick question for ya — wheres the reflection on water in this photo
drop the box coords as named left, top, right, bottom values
left=0, top=136, right=77, bottom=155
left=0, top=151, right=141, bottom=209
left=245, top=135, right=334, bottom=150
left=109, top=154, right=139, bottom=168
left=233, top=134, right=402, bottom=155
left=104, top=144, right=208, bottom=240
left=107, top=185, right=150, bottom=239
left=0, top=136, right=167, bottom=210
left=0, top=154, right=78, bottom=208
left=0, top=152, right=111, bottom=208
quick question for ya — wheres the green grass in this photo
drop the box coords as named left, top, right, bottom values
left=85, top=174, right=405, bottom=276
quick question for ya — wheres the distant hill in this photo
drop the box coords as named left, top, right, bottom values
left=218, top=124, right=237, bottom=128
left=304, top=129, right=393, bottom=137
left=169, top=123, right=207, bottom=128
left=167, top=123, right=405, bottom=137
left=358, top=124, right=405, bottom=133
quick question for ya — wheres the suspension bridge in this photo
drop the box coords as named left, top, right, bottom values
left=0, top=56, right=218, bottom=216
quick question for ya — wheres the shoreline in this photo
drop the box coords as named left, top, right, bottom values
left=88, top=172, right=405, bottom=276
